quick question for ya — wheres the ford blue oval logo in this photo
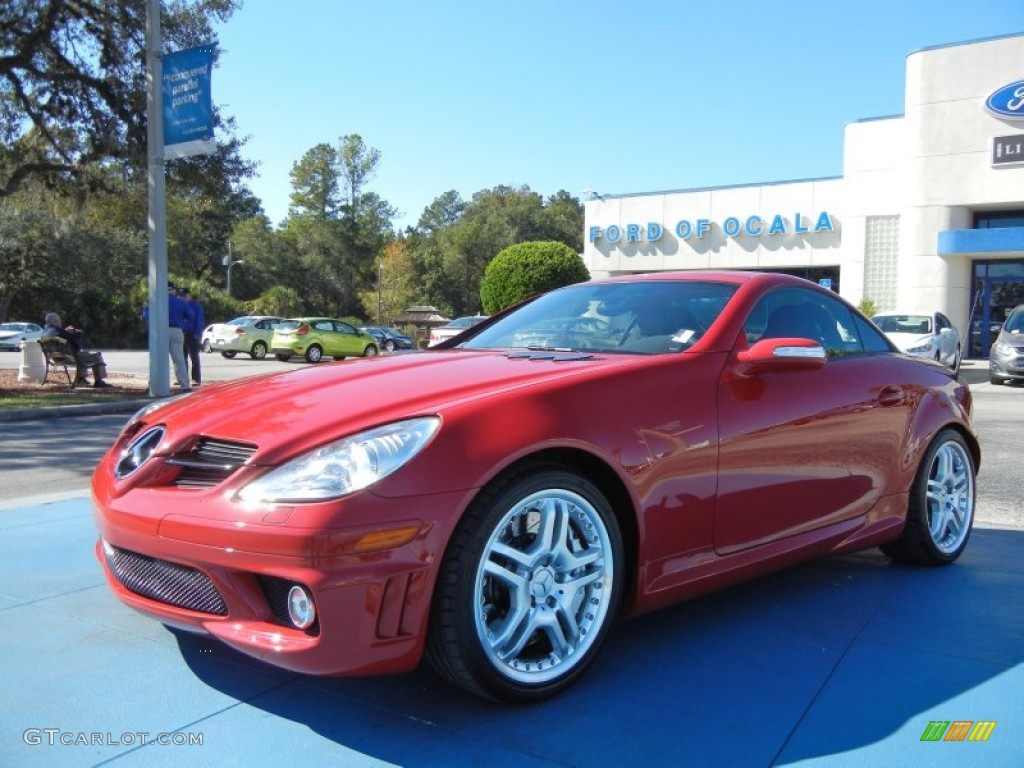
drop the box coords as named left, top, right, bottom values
left=986, top=80, right=1024, bottom=119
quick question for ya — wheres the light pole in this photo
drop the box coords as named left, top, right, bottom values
left=377, top=261, right=383, bottom=325
left=223, top=250, right=244, bottom=297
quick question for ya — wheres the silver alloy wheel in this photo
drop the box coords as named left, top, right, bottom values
left=925, top=439, right=974, bottom=555
left=472, top=488, right=614, bottom=684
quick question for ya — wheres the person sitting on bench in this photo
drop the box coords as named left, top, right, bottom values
left=42, top=312, right=112, bottom=388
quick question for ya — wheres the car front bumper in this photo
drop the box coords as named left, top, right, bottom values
left=91, top=477, right=464, bottom=677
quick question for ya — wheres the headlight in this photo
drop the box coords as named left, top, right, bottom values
left=236, top=417, right=441, bottom=503
left=906, top=342, right=933, bottom=354
left=992, top=342, right=1010, bottom=355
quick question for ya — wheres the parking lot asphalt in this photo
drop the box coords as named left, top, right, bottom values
left=1, top=360, right=1021, bottom=767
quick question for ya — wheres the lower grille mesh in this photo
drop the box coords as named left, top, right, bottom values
left=105, top=544, right=227, bottom=615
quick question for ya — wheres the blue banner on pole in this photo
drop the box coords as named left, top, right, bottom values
left=163, top=45, right=216, bottom=159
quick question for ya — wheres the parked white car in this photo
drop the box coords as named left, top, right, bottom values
left=872, top=311, right=961, bottom=371
left=0, top=321, right=44, bottom=351
left=205, top=315, right=285, bottom=360
left=428, top=315, right=488, bottom=346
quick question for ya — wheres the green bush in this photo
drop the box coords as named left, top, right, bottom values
left=480, top=241, right=589, bottom=314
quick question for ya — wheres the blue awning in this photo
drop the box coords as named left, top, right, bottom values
left=937, top=226, right=1024, bottom=255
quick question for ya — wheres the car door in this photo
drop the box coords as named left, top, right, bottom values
left=714, top=287, right=912, bottom=555
left=328, top=320, right=364, bottom=357
left=935, top=312, right=957, bottom=362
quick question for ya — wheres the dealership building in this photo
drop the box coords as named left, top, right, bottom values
left=582, top=32, right=1024, bottom=358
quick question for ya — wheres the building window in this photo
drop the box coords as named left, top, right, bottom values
left=974, top=211, right=1024, bottom=229
left=864, top=215, right=900, bottom=311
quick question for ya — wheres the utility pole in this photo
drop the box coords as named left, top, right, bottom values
left=146, top=0, right=170, bottom=397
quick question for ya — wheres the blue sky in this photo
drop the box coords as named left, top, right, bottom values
left=211, top=1, right=1023, bottom=230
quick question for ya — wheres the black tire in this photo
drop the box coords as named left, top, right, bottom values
left=950, top=348, right=961, bottom=373
left=383, top=339, right=396, bottom=353
left=304, top=344, right=323, bottom=363
left=362, top=344, right=379, bottom=357
left=990, top=375, right=1004, bottom=385
left=250, top=341, right=268, bottom=360
left=426, top=464, right=624, bottom=703
left=220, top=351, right=237, bottom=359
left=274, top=353, right=291, bottom=362
left=881, top=428, right=975, bottom=565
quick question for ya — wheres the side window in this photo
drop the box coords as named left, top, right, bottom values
left=335, top=321, right=357, bottom=334
left=313, top=320, right=333, bottom=332
left=744, top=287, right=875, bottom=357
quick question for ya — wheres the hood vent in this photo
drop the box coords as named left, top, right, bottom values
left=165, top=437, right=258, bottom=489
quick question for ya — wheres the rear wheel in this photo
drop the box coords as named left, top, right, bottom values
left=220, top=351, right=237, bottom=359
left=881, top=429, right=975, bottom=565
left=427, top=464, right=623, bottom=703
left=250, top=341, right=267, bottom=360
left=304, top=344, right=323, bottom=363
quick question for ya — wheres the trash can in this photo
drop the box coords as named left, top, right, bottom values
left=17, top=338, right=46, bottom=384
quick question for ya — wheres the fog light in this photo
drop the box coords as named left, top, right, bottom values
left=287, top=585, right=316, bottom=629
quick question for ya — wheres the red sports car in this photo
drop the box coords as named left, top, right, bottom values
left=91, top=271, right=979, bottom=703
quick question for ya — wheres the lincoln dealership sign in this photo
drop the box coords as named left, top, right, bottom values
left=588, top=211, right=835, bottom=244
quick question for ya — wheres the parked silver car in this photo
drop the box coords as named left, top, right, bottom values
left=872, top=311, right=961, bottom=371
left=989, top=304, right=1024, bottom=385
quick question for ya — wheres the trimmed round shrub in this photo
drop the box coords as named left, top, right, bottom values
left=480, top=241, right=589, bottom=314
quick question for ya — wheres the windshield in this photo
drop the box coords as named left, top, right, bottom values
left=873, top=314, right=932, bottom=334
left=1004, top=309, right=1024, bottom=335
left=460, top=280, right=737, bottom=354
left=0, top=323, right=25, bottom=331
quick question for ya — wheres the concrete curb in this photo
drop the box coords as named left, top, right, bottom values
left=0, top=398, right=152, bottom=423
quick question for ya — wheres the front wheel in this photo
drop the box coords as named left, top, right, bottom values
left=250, top=341, right=268, bottom=360
left=427, top=465, right=623, bottom=703
left=362, top=344, right=379, bottom=357
left=383, top=339, right=396, bottom=353
left=881, top=429, right=975, bottom=565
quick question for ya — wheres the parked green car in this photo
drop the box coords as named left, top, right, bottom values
left=270, top=318, right=379, bottom=363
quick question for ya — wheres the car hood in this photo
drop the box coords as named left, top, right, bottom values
left=144, top=349, right=640, bottom=464
left=0, top=331, right=24, bottom=340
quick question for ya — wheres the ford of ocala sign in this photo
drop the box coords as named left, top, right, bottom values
left=985, top=80, right=1024, bottom=120
left=588, top=211, right=835, bottom=244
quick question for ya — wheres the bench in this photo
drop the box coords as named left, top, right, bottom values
left=37, top=337, right=80, bottom=387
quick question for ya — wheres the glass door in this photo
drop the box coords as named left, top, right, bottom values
left=969, top=261, right=1024, bottom=357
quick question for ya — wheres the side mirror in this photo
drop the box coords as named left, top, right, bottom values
left=734, top=338, right=827, bottom=377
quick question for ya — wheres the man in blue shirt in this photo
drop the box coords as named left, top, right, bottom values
left=179, top=287, right=206, bottom=386
left=167, top=282, right=192, bottom=391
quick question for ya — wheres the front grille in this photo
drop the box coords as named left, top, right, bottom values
left=104, top=544, right=227, bottom=615
left=165, top=438, right=258, bottom=488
